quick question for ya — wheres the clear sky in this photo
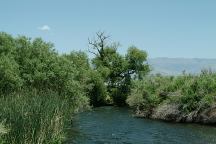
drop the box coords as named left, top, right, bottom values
left=0, top=0, right=216, bottom=58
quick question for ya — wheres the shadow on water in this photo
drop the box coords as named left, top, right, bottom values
left=66, top=106, right=216, bottom=144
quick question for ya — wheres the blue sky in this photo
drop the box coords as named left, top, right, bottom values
left=0, top=0, right=216, bottom=58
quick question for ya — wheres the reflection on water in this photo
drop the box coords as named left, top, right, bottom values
left=67, top=106, right=216, bottom=144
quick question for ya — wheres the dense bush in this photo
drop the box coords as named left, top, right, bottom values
left=127, top=71, right=216, bottom=114
left=126, top=77, right=164, bottom=114
left=0, top=32, right=90, bottom=143
left=87, top=71, right=108, bottom=106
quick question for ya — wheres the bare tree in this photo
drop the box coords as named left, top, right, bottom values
left=88, top=31, right=110, bottom=59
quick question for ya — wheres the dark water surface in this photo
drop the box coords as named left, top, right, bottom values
left=68, top=106, right=216, bottom=144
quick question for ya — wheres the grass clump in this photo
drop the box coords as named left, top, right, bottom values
left=0, top=90, right=75, bottom=144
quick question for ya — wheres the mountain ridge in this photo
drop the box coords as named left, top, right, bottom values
left=148, top=57, right=216, bottom=75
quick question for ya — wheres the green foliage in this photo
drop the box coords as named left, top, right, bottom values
left=87, top=71, right=107, bottom=106
left=89, top=32, right=149, bottom=106
left=0, top=33, right=22, bottom=93
left=179, top=71, right=216, bottom=113
left=127, top=79, right=162, bottom=112
left=0, top=55, right=22, bottom=93
left=0, top=31, right=151, bottom=143
left=0, top=90, right=71, bottom=144
left=0, top=123, right=8, bottom=144
left=127, top=71, right=216, bottom=114
left=126, top=46, right=149, bottom=79
left=64, top=51, right=107, bottom=107
left=0, top=32, right=90, bottom=143
left=15, top=37, right=58, bottom=90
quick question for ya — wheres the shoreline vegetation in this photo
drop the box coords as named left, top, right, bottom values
left=0, top=32, right=91, bottom=143
left=0, top=31, right=216, bottom=143
left=127, top=71, right=216, bottom=124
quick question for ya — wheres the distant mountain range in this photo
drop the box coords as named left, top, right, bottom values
left=148, top=58, right=216, bottom=75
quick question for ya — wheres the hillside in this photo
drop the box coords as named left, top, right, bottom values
left=148, top=58, right=216, bottom=75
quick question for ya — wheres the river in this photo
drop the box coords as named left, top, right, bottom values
left=68, top=106, right=216, bottom=144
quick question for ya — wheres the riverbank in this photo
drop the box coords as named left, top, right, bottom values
left=127, top=71, right=216, bottom=125
left=134, top=103, right=216, bottom=124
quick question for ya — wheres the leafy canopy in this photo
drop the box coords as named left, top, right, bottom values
left=88, top=32, right=150, bottom=105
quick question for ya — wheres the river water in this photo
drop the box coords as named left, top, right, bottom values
left=68, top=106, right=216, bottom=144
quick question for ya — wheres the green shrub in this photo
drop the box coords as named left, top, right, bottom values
left=0, top=32, right=90, bottom=143
left=127, top=80, right=161, bottom=111
left=127, top=71, right=216, bottom=114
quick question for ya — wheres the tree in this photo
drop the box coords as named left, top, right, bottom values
left=88, top=32, right=150, bottom=105
left=15, top=37, right=58, bottom=90
left=0, top=33, right=22, bottom=94
left=88, top=31, right=110, bottom=61
left=126, top=46, right=150, bottom=80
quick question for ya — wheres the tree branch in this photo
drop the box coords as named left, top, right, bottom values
left=88, top=48, right=98, bottom=56
left=88, top=31, right=110, bottom=59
